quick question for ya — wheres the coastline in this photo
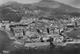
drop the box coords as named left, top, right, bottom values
left=0, top=28, right=80, bottom=54
left=0, top=28, right=51, bottom=48
left=0, top=28, right=80, bottom=48
left=0, top=28, right=12, bottom=38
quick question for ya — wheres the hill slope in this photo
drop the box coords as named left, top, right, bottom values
left=0, top=0, right=80, bottom=21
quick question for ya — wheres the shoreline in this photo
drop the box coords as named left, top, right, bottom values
left=1, top=28, right=80, bottom=48
left=0, top=28, right=14, bottom=39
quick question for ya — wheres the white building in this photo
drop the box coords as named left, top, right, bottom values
left=5, top=24, right=10, bottom=31
left=0, top=23, right=2, bottom=28
left=13, top=27, right=24, bottom=37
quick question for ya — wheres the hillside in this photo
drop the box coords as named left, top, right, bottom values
left=0, top=0, right=80, bottom=22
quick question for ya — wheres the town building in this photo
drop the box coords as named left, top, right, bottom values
left=12, top=27, right=24, bottom=37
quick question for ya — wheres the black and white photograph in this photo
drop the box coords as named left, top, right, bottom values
left=0, top=0, right=80, bottom=54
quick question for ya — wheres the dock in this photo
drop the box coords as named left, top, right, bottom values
left=24, top=42, right=50, bottom=47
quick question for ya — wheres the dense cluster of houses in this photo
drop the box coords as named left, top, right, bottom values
left=0, top=17, right=80, bottom=46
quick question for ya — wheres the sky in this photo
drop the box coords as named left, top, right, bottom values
left=55, top=0, right=80, bottom=8
left=0, top=0, right=80, bottom=8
